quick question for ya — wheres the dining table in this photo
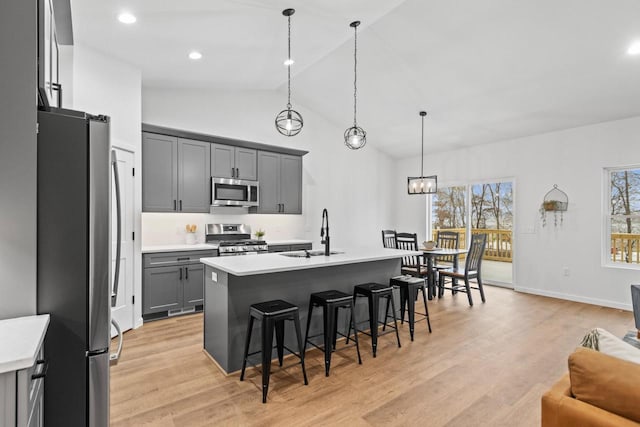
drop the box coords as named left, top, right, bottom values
left=421, top=247, right=468, bottom=299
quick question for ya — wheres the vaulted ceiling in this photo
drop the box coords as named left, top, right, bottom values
left=72, top=0, right=640, bottom=158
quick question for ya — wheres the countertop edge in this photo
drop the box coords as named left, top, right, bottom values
left=0, top=314, right=50, bottom=374
left=200, top=250, right=420, bottom=277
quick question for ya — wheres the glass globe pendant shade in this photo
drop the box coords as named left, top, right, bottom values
left=344, top=125, right=366, bottom=150
left=276, top=108, right=303, bottom=136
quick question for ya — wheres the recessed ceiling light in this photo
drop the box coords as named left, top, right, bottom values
left=117, top=12, right=136, bottom=24
left=283, top=58, right=295, bottom=66
left=628, top=41, right=640, bottom=56
left=188, top=51, right=203, bottom=60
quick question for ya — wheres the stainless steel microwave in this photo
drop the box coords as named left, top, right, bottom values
left=211, top=178, right=259, bottom=207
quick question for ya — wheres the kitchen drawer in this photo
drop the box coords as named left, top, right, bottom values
left=289, top=243, right=312, bottom=251
left=144, top=250, right=216, bottom=268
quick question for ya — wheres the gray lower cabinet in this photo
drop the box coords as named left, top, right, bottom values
left=142, top=133, right=211, bottom=213
left=211, top=144, right=257, bottom=181
left=143, top=250, right=214, bottom=321
left=0, top=347, right=45, bottom=427
left=252, top=151, right=303, bottom=214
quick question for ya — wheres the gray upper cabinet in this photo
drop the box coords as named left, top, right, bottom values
left=255, top=151, right=280, bottom=214
left=210, top=144, right=235, bottom=179
left=142, top=133, right=178, bottom=212
left=280, top=155, right=302, bottom=214
left=143, top=133, right=210, bottom=213
left=211, top=144, right=257, bottom=181
left=253, top=151, right=303, bottom=215
left=178, top=138, right=211, bottom=213
left=235, top=148, right=257, bottom=180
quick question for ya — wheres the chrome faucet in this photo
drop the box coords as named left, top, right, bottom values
left=320, top=208, right=330, bottom=256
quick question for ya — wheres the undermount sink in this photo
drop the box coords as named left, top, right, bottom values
left=279, top=250, right=344, bottom=258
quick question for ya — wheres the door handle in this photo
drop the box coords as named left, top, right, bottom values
left=179, top=267, right=182, bottom=280
left=185, top=267, right=189, bottom=280
left=111, top=150, right=122, bottom=308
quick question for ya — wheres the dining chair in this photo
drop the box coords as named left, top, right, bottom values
left=433, top=230, right=459, bottom=271
left=396, top=233, right=428, bottom=277
left=438, top=234, right=487, bottom=306
left=381, top=229, right=397, bottom=249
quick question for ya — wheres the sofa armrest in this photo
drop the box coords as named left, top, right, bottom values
left=542, top=375, right=640, bottom=427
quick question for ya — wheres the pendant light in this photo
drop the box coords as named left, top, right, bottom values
left=344, top=21, right=366, bottom=150
left=275, top=8, right=303, bottom=137
left=407, top=111, right=437, bottom=194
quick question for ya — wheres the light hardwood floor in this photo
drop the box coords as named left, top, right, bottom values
left=111, top=287, right=634, bottom=426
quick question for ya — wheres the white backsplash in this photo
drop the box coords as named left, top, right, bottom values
left=142, top=212, right=310, bottom=245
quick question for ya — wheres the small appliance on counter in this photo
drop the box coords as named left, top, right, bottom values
left=205, top=224, right=268, bottom=256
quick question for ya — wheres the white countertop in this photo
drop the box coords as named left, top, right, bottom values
left=142, top=243, right=219, bottom=253
left=0, top=314, right=50, bottom=374
left=200, top=247, right=419, bottom=276
left=266, top=240, right=312, bottom=246
left=142, top=240, right=312, bottom=253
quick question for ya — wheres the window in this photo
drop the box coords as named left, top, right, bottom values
left=607, top=167, right=640, bottom=266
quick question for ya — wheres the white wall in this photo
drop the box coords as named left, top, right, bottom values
left=0, top=0, right=37, bottom=319
left=70, top=45, right=143, bottom=327
left=394, top=116, right=640, bottom=310
left=142, top=87, right=396, bottom=249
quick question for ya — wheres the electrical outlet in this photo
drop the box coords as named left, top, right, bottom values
left=211, top=271, right=218, bottom=282
left=563, top=267, right=570, bottom=277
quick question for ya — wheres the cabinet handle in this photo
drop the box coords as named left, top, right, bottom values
left=32, top=360, right=48, bottom=380
left=179, top=200, right=183, bottom=211
left=281, top=203, right=284, bottom=213
left=231, top=167, right=235, bottom=178
left=185, top=267, right=189, bottom=280
left=236, top=167, right=239, bottom=178
left=174, top=200, right=177, bottom=211
left=179, top=268, right=182, bottom=280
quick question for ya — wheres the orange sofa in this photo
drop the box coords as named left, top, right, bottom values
left=541, top=347, right=640, bottom=427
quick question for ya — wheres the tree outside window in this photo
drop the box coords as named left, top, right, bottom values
left=609, top=168, right=640, bottom=264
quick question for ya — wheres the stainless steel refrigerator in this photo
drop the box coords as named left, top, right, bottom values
left=37, top=107, right=121, bottom=427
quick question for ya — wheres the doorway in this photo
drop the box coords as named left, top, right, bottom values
left=111, top=148, right=135, bottom=334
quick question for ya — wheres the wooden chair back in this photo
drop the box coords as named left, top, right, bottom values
left=381, top=229, right=397, bottom=249
left=465, top=234, right=487, bottom=273
left=436, top=230, right=459, bottom=264
left=396, top=232, right=420, bottom=267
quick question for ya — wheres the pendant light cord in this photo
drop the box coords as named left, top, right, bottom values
left=421, top=113, right=425, bottom=177
left=287, top=14, right=292, bottom=109
left=353, top=24, right=358, bottom=127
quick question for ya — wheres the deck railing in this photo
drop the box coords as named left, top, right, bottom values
left=611, top=233, right=640, bottom=264
left=432, top=228, right=513, bottom=262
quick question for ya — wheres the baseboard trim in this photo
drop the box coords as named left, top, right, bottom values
left=514, top=286, right=632, bottom=311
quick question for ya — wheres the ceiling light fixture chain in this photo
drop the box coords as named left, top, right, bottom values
left=344, top=20, right=366, bottom=150
left=421, top=111, right=425, bottom=178
left=353, top=21, right=358, bottom=127
left=275, top=8, right=303, bottom=137
left=287, top=10, right=292, bottom=109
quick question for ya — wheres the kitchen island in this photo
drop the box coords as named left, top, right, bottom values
left=200, top=247, right=420, bottom=373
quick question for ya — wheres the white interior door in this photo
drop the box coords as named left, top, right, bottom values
left=111, top=148, right=135, bottom=334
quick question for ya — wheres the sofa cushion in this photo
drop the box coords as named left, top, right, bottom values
left=569, top=347, right=640, bottom=423
left=580, top=327, right=640, bottom=364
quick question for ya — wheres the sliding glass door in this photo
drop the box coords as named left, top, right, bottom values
left=430, top=180, right=514, bottom=287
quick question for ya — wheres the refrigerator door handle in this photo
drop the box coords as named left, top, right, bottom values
left=111, top=150, right=122, bottom=308
left=109, top=318, right=123, bottom=365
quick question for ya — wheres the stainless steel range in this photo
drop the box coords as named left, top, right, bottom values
left=205, top=224, right=268, bottom=256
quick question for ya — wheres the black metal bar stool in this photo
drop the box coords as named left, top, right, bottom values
left=388, top=276, right=432, bottom=341
left=240, top=299, right=308, bottom=403
left=304, top=290, right=362, bottom=376
left=347, top=283, right=401, bottom=357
